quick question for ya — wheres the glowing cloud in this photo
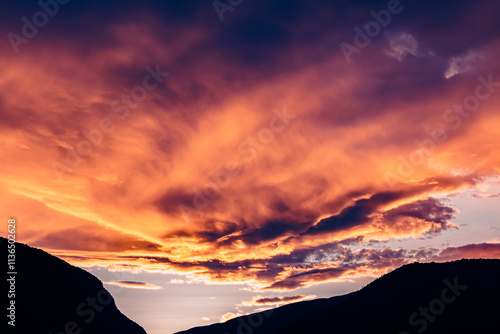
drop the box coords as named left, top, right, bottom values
left=1, top=0, right=500, bottom=295
left=104, top=281, right=162, bottom=290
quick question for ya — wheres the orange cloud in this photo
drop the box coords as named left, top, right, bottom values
left=1, top=0, right=500, bottom=293
left=104, top=281, right=162, bottom=290
left=437, top=243, right=500, bottom=261
left=220, top=312, right=242, bottom=323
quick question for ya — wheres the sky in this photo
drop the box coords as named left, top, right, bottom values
left=1, top=0, right=500, bottom=333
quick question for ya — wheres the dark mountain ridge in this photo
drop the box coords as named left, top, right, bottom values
left=1, top=237, right=147, bottom=334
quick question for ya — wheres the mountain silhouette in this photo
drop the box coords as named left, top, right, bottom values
left=176, top=259, right=500, bottom=334
left=1, top=237, right=147, bottom=334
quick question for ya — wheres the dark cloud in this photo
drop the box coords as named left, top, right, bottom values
left=266, top=267, right=349, bottom=290
left=438, top=243, right=500, bottom=261
left=155, top=188, right=200, bottom=215
left=254, top=295, right=308, bottom=304
left=243, top=294, right=315, bottom=306
left=104, top=280, right=161, bottom=289
left=384, top=197, right=455, bottom=225
left=305, top=188, right=456, bottom=236
left=305, top=192, right=398, bottom=235
left=220, top=219, right=311, bottom=246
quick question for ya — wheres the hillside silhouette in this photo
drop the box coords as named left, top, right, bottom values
left=1, top=237, right=147, bottom=334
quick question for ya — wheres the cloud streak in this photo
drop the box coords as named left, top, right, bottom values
left=104, top=281, right=162, bottom=290
left=1, top=0, right=500, bottom=292
left=241, top=295, right=316, bottom=307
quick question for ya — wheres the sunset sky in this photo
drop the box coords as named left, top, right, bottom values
left=1, top=0, right=500, bottom=333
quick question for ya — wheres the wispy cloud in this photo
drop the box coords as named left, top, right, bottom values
left=104, top=281, right=162, bottom=290
left=2, top=0, right=500, bottom=294
left=445, top=50, right=483, bottom=79
left=241, top=295, right=316, bottom=307
left=384, top=32, right=421, bottom=61
left=472, top=192, right=500, bottom=199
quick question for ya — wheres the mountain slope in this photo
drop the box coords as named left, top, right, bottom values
left=1, top=237, right=147, bottom=334
left=176, top=259, right=500, bottom=334
left=176, top=292, right=353, bottom=334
